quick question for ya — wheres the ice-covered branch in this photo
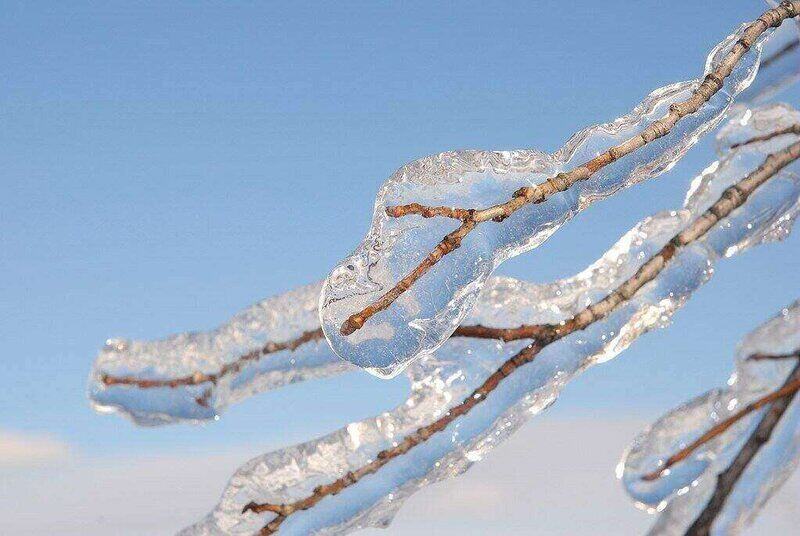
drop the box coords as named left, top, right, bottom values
left=641, top=363, right=800, bottom=482
left=320, top=2, right=800, bottom=378
left=88, top=287, right=547, bottom=425
left=182, top=105, right=800, bottom=536
left=742, top=7, right=800, bottom=105
left=685, top=362, right=800, bottom=536
left=87, top=3, right=800, bottom=428
left=88, top=282, right=346, bottom=425
left=620, top=303, right=800, bottom=536
left=760, top=36, right=799, bottom=69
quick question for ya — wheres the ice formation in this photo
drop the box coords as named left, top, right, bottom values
left=180, top=105, right=800, bottom=535
left=620, top=302, right=800, bottom=535
left=319, top=12, right=795, bottom=378
left=89, top=282, right=348, bottom=425
left=87, top=12, right=800, bottom=428
left=742, top=7, right=800, bottom=104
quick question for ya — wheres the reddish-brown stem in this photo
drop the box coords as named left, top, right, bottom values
left=98, top=324, right=552, bottom=395
left=339, top=1, right=800, bottom=337
left=685, top=360, right=800, bottom=535
left=99, top=328, right=326, bottom=390
left=451, top=323, right=554, bottom=342
left=340, top=220, right=476, bottom=335
left=642, top=353, right=800, bottom=482
left=243, top=130, right=800, bottom=535
left=729, top=124, right=800, bottom=149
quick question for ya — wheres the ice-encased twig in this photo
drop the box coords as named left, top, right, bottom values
left=181, top=105, right=800, bottom=535
left=87, top=5, right=800, bottom=428
left=88, top=283, right=556, bottom=425
left=319, top=2, right=800, bottom=378
left=88, top=282, right=346, bottom=426
left=742, top=3, right=800, bottom=104
left=620, top=304, right=800, bottom=536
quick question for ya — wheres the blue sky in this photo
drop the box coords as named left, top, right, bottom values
left=1, top=1, right=800, bottom=532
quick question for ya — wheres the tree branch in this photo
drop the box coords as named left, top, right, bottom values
left=97, top=324, right=550, bottom=393
left=685, top=360, right=800, bottom=536
left=385, top=203, right=473, bottom=220
left=760, top=37, right=799, bottom=70
left=748, top=351, right=800, bottom=361
left=729, top=124, right=800, bottom=149
left=339, top=1, right=800, bottom=337
left=243, top=132, right=800, bottom=535
left=99, top=328, right=326, bottom=389
left=641, top=353, right=800, bottom=482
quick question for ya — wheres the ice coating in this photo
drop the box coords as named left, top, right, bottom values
left=620, top=303, right=800, bottom=536
left=743, top=2, right=800, bottom=104
left=320, top=18, right=782, bottom=378
left=88, top=11, right=800, bottom=428
left=182, top=105, right=800, bottom=535
left=88, top=282, right=349, bottom=426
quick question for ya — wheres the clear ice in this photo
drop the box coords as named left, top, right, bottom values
left=180, top=104, right=800, bottom=535
left=87, top=13, right=800, bottom=428
left=619, top=302, right=800, bottom=536
left=319, top=19, right=788, bottom=378
left=88, top=282, right=349, bottom=426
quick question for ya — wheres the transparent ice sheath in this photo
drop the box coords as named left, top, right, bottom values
left=742, top=6, right=800, bottom=105
left=319, top=18, right=790, bottom=378
left=89, top=282, right=349, bottom=426
left=620, top=302, right=800, bottom=536
left=180, top=105, right=800, bottom=535
left=87, top=11, right=800, bottom=428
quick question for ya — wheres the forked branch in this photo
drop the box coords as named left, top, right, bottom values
left=684, top=360, right=800, bottom=535
left=641, top=353, right=800, bottom=482
left=339, top=1, right=800, bottom=336
left=243, top=132, right=800, bottom=535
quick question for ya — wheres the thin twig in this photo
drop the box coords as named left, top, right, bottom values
left=99, top=329, right=326, bottom=389
left=759, top=37, right=799, bottom=70
left=729, top=124, right=800, bottom=149
left=748, top=351, right=800, bottom=361
left=451, top=323, right=554, bottom=342
left=685, top=360, right=800, bottom=536
left=243, top=133, right=800, bottom=535
left=641, top=353, right=800, bottom=481
left=339, top=1, right=800, bottom=336
left=98, top=324, right=545, bottom=393
left=385, top=203, right=473, bottom=220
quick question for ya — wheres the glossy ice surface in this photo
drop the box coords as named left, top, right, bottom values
left=181, top=105, right=800, bottom=535
left=620, top=302, right=800, bottom=535
left=320, top=21, right=783, bottom=378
